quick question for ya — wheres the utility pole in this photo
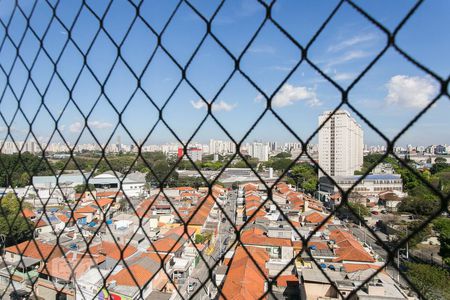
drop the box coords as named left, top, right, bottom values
left=397, top=249, right=400, bottom=283
left=358, top=205, right=361, bottom=229
left=364, top=227, right=366, bottom=244
left=218, top=209, right=222, bottom=259
left=405, top=227, right=409, bottom=260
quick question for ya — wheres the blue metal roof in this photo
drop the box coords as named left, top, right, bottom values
left=362, top=174, right=401, bottom=180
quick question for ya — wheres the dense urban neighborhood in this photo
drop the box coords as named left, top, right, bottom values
left=1, top=118, right=450, bottom=299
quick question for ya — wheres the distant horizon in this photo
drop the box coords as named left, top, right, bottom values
left=1, top=136, right=449, bottom=150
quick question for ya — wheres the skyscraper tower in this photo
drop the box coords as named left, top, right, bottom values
left=318, top=110, right=363, bottom=177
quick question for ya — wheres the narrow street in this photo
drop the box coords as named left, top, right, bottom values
left=174, top=190, right=237, bottom=300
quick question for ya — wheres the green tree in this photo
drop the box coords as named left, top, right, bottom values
left=404, top=262, right=450, bottom=300
left=430, top=162, right=450, bottom=175
left=118, top=198, right=129, bottom=211
left=398, top=184, right=440, bottom=216
left=347, top=202, right=370, bottom=218
left=434, top=157, right=447, bottom=164
left=145, top=159, right=179, bottom=187
left=0, top=193, right=33, bottom=246
left=194, top=234, right=206, bottom=244
left=74, top=183, right=96, bottom=194
left=201, top=161, right=224, bottom=170
left=433, top=217, right=450, bottom=265
left=0, top=153, right=51, bottom=187
left=397, top=221, right=432, bottom=247
left=289, top=163, right=318, bottom=193
left=274, top=152, right=291, bottom=159
left=230, top=157, right=259, bottom=169
left=267, top=158, right=292, bottom=171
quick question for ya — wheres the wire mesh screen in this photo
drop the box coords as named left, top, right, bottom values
left=0, top=0, right=449, bottom=299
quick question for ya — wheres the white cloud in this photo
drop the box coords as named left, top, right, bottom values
left=69, top=122, right=83, bottom=133
left=271, top=83, right=322, bottom=108
left=190, top=99, right=236, bottom=112
left=270, top=65, right=292, bottom=72
left=88, top=120, right=114, bottom=129
left=328, top=33, right=377, bottom=52
left=385, top=75, right=438, bottom=109
left=254, top=94, right=265, bottom=103
left=248, top=45, right=276, bottom=54
left=326, top=50, right=371, bottom=68
left=333, top=72, right=355, bottom=81
left=68, top=120, right=113, bottom=133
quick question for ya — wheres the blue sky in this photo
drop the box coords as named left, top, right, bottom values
left=0, top=0, right=449, bottom=148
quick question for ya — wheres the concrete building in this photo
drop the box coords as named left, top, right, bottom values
left=319, top=174, right=403, bottom=196
left=318, top=110, right=363, bottom=177
left=177, top=147, right=203, bottom=162
left=208, top=139, right=236, bottom=155
left=248, top=142, right=269, bottom=162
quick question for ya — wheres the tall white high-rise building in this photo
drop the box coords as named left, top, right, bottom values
left=318, top=110, right=363, bottom=177
left=249, top=142, right=269, bottom=162
left=209, top=139, right=236, bottom=155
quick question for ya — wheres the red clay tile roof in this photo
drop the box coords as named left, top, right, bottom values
left=221, top=246, right=269, bottom=300
left=73, top=212, right=86, bottom=220
left=343, top=263, right=381, bottom=273
left=245, top=195, right=260, bottom=202
left=307, top=203, right=323, bottom=212
left=5, top=240, right=63, bottom=261
left=90, top=241, right=137, bottom=261
left=41, top=255, right=94, bottom=281
left=330, top=230, right=375, bottom=263
left=136, top=198, right=156, bottom=218
left=276, top=274, right=299, bottom=287
left=21, top=208, right=36, bottom=219
left=241, top=228, right=292, bottom=247
left=108, top=264, right=153, bottom=287
left=56, top=213, right=69, bottom=223
left=95, top=191, right=123, bottom=198
left=75, top=205, right=97, bottom=214
left=308, top=241, right=329, bottom=250
left=243, top=184, right=258, bottom=192
left=34, top=219, right=48, bottom=228
left=148, top=226, right=196, bottom=254
left=95, top=197, right=114, bottom=208
left=177, top=187, right=194, bottom=191
left=278, top=186, right=290, bottom=194
left=186, top=196, right=214, bottom=226
left=304, top=212, right=327, bottom=224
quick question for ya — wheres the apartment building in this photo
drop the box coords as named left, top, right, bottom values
left=319, top=174, right=403, bottom=196
left=248, top=142, right=269, bottom=162
left=318, top=110, right=364, bottom=177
